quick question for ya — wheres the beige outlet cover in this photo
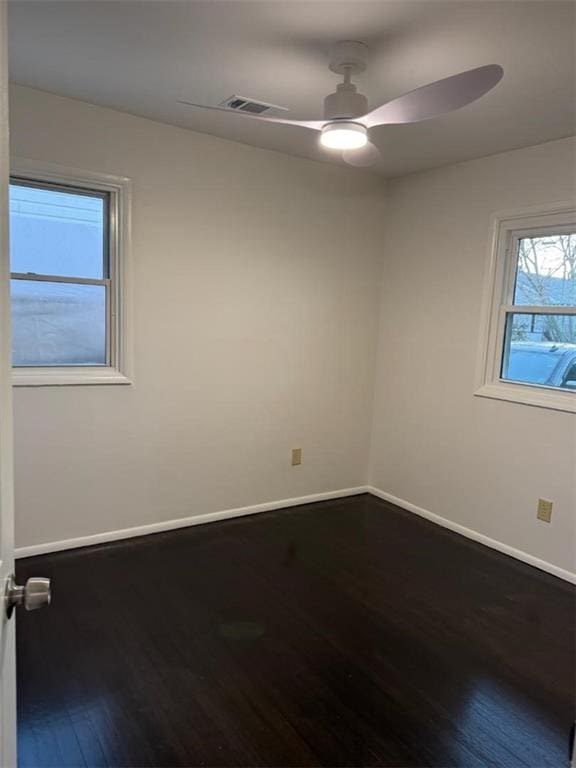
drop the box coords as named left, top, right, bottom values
left=537, top=498, right=553, bottom=523
left=291, top=448, right=302, bottom=466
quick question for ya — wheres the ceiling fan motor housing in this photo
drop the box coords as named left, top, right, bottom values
left=324, top=83, right=368, bottom=121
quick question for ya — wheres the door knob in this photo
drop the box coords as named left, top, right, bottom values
left=5, top=574, right=51, bottom=618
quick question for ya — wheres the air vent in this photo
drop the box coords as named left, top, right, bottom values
left=219, top=95, right=288, bottom=115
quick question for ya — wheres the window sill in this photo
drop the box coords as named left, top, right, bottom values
left=12, top=367, right=132, bottom=387
left=475, top=381, right=576, bottom=414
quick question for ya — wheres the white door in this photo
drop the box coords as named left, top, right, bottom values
left=0, top=13, right=52, bottom=763
left=0, top=14, right=52, bottom=761
left=0, top=3, right=17, bottom=766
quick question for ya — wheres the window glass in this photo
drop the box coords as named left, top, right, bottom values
left=9, top=182, right=106, bottom=279
left=11, top=280, right=107, bottom=367
left=501, top=314, right=576, bottom=387
left=501, top=232, right=576, bottom=391
left=10, top=178, right=111, bottom=370
left=514, top=234, right=576, bottom=308
left=562, top=364, right=576, bottom=389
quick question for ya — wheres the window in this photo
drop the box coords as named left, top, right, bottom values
left=10, top=161, right=131, bottom=385
left=476, top=204, right=576, bottom=413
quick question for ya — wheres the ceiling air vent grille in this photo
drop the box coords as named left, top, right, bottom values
left=219, top=95, right=288, bottom=115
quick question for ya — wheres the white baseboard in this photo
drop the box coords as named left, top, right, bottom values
left=16, top=485, right=576, bottom=585
left=367, top=486, right=576, bottom=585
left=15, top=486, right=369, bottom=558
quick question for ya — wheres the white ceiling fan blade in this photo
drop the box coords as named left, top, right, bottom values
left=362, top=64, right=503, bottom=128
left=342, top=142, right=381, bottom=167
left=177, top=100, right=325, bottom=130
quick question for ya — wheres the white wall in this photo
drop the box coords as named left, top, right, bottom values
left=9, top=86, right=576, bottom=577
left=9, top=85, right=386, bottom=549
left=370, top=137, right=576, bottom=575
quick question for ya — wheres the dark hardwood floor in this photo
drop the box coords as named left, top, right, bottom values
left=16, top=494, right=575, bottom=767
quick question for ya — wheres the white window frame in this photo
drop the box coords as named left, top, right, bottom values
left=475, top=201, right=576, bottom=414
left=10, top=158, right=132, bottom=386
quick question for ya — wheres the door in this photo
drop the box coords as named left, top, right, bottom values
left=0, top=13, right=51, bottom=765
left=0, top=3, right=17, bottom=765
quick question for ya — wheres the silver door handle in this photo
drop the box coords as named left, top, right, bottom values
left=5, top=574, right=51, bottom=618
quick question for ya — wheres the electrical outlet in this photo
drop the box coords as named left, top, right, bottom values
left=537, top=498, right=553, bottom=523
left=291, top=448, right=302, bottom=466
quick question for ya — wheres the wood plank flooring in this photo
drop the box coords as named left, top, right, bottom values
left=16, top=494, right=575, bottom=767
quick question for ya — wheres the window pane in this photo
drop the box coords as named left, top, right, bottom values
left=563, top=363, right=576, bottom=390
left=11, top=280, right=107, bottom=366
left=501, top=313, right=576, bottom=389
left=514, top=233, right=576, bottom=307
left=9, top=182, right=106, bottom=279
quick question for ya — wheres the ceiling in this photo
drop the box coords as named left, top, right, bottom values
left=7, top=0, right=576, bottom=177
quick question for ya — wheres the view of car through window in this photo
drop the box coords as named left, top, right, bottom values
left=505, top=342, right=576, bottom=389
left=501, top=233, right=576, bottom=391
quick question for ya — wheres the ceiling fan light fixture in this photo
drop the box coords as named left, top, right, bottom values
left=320, top=122, right=367, bottom=150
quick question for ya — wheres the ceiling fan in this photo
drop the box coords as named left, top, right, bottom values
left=178, top=41, right=504, bottom=167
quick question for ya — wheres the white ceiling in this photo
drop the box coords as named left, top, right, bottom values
left=8, top=0, right=576, bottom=177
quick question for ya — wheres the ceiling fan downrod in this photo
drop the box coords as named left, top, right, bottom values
left=324, top=41, right=370, bottom=121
